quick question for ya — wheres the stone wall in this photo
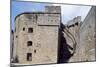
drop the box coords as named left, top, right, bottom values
left=13, top=6, right=61, bottom=64
left=79, top=6, right=96, bottom=61
left=12, top=6, right=96, bottom=65
left=65, top=6, right=96, bottom=62
left=64, top=16, right=81, bottom=62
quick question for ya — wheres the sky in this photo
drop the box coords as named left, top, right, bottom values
left=12, top=1, right=91, bottom=30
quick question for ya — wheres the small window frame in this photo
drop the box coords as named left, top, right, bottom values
left=27, top=41, right=32, bottom=46
left=27, top=53, right=32, bottom=61
left=28, top=28, right=33, bottom=33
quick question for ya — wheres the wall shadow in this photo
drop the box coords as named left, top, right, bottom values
left=57, top=29, right=73, bottom=63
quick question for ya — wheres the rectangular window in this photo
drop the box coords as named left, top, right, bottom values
left=27, top=41, right=32, bottom=46
left=27, top=53, right=32, bottom=61
left=28, top=28, right=33, bottom=33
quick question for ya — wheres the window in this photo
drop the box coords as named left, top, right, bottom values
left=34, top=49, right=36, bottom=53
left=16, top=35, right=18, bottom=38
left=28, top=28, right=33, bottom=33
left=27, top=41, right=32, bottom=46
left=27, top=53, right=32, bottom=61
left=23, top=27, right=25, bottom=31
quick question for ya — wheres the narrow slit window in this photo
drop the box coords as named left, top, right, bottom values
left=23, top=27, right=25, bottom=31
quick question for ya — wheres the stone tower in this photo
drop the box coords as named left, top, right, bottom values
left=13, top=6, right=61, bottom=65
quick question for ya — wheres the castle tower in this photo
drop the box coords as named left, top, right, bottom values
left=13, top=6, right=61, bottom=64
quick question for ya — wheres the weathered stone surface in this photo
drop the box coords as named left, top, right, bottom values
left=65, top=6, right=96, bottom=62
left=64, top=16, right=81, bottom=62
left=12, top=6, right=96, bottom=65
left=79, top=6, right=96, bottom=61
left=13, top=6, right=61, bottom=64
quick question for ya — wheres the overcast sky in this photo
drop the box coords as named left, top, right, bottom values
left=12, top=1, right=91, bottom=30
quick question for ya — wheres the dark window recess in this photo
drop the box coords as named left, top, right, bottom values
left=27, top=41, right=32, bottom=46
left=16, top=36, right=18, bottom=38
left=28, top=28, right=33, bottom=33
left=34, top=49, right=36, bottom=53
left=27, top=53, right=32, bottom=61
left=23, top=27, right=25, bottom=31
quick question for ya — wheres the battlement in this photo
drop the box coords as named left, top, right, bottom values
left=45, top=6, right=61, bottom=13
